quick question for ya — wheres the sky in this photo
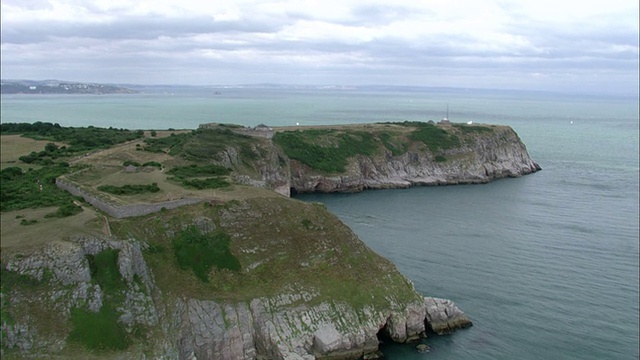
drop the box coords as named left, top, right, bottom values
left=1, top=0, right=638, bottom=95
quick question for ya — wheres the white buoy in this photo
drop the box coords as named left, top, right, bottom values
left=296, top=122, right=300, bottom=126
left=570, top=121, right=574, bottom=124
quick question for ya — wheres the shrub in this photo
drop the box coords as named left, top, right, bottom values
left=44, top=202, right=83, bottom=218
left=435, top=155, right=447, bottom=162
left=142, top=161, right=162, bottom=168
left=122, top=160, right=141, bottom=167
left=273, top=130, right=379, bottom=173
left=1, top=164, right=74, bottom=212
left=97, top=183, right=160, bottom=195
left=167, top=164, right=230, bottom=178
left=180, top=177, right=230, bottom=190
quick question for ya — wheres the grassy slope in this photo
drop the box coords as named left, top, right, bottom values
left=109, top=197, right=421, bottom=310
left=273, top=122, right=498, bottom=174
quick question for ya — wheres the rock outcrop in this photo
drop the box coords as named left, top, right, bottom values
left=2, top=235, right=472, bottom=359
left=424, top=297, right=473, bottom=335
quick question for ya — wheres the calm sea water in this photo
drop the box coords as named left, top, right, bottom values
left=2, top=88, right=638, bottom=359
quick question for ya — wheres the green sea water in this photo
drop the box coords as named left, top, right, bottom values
left=1, top=87, right=638, bottom=359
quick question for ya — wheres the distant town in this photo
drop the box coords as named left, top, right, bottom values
left=0, top=80, right=137, bottom=95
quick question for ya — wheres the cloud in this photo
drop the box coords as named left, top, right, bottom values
left=1, top=0, right=638, bottom=94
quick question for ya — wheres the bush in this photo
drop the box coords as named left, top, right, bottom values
left=44, top=202, right=83, bottom=218
left=142, top=161, right=162, bottom=168
left=167, top=164, right=230, bottom=178
left=97, top=183, right=160, bottom=195
left=172, top=226, right=240, bottom=282
left=407, top=123, right=460, bottom=152
left=1, top=164, right=74, bottom=212
left=179, top=177, right=230, bottom=190
left=122, top=160, right=141, bottom=167
left=273, top=130, right=379, bottom=173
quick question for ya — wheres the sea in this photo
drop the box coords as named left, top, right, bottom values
left=1, top=86, right=638, bottom=359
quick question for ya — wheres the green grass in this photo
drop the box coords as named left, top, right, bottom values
left=378, top=131, right=408, bottom=156
left=273, top=129, right=380, bottom=173
left=167, top=128, right=259, bottom=160
left=0, top=122, right=144, bottom=154
left=66, top=249, right=130, bottom=351
left=67, top=304, right=130, bottom=351
left=406, top=122, right=460, bottom=152
left=87, top=249, right=126, bottom=291
left=172, top=226, right=240, bottom=282
left=142, top=132, right=192, bottom=154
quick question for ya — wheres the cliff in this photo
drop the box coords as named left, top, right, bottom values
left=1, top=197, right=471, bottom=359
left=168, top=122, right=539, bottom=196
left=276, top=123, right=540, bottom=193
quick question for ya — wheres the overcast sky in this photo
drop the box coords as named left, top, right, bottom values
left=1, top=0, right=638, bottom=95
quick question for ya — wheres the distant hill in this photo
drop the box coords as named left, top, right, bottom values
left=1, top=80, right=138, bottom=94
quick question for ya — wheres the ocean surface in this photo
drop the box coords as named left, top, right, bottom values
left=2, top=87, right=638, bottom=359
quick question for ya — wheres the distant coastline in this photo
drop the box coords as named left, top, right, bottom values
left=0, top=80, right=137, bottom=95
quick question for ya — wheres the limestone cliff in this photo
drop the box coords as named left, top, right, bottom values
left=1, top=197, right=471, bottom=359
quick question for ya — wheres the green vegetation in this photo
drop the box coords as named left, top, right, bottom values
left=44, top=203, right=83, bottom=218
left=378, top=131, right=408, bottom=156
left=435, top=155, right=447, bottom=162
left=67, top=249, right=129, bottom=351
left=142, top=132, right=191, bottom=154
left=0, top=122, right=144, bottom=154
left=179, top=128, right=259, bottom=162
left=67, top=304, right=129, bottom=351
left=142, top=161, right=162, bottom=168
left=167, top=164, right=230, bottom=178
left=273, top=129, right=379, bottom=173
left=0, top=164, right=77, bottom=212
left=97, top=183, right=160, bottom=195
left=180, top=177, right=230, bottom=190
left=122, top=160, right=141, bottom=167
left=172, top=226, right=240, bottom=282
left=87, top=249, right=126, bottom=291
left=167, top=164, right=232, bottom=190
left=20, top=219, right=38, bottom=225
left=404, top=122, right=461, bottom=152
left=452, top=123, right=495, bottom=133
left=1, top=267, right=52, bottom=327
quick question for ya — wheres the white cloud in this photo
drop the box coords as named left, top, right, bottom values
left=1, top=0, right=638, bottom=94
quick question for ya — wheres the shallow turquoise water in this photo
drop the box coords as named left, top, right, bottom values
left=2, top=88, right=638, bottom=359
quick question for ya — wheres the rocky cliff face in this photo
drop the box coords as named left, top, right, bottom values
left=289, top=126, right=540, bottom=193
left=1, top=198, right=471, bottom=359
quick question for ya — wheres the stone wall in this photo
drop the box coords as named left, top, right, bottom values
left=55, top=177, right=202, bottom=219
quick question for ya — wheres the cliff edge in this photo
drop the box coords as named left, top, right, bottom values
left=1, top=197, right=471, bottom=359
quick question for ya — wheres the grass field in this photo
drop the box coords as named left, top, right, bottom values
left=0, top=135, right=66, bottom=169
left=0, top=206, right=102, bottom=253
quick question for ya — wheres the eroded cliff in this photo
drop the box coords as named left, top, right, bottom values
left=1, top=197, right=471, bottom=359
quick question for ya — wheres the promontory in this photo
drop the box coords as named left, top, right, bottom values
left=1, top=121, right=538, bottom=359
